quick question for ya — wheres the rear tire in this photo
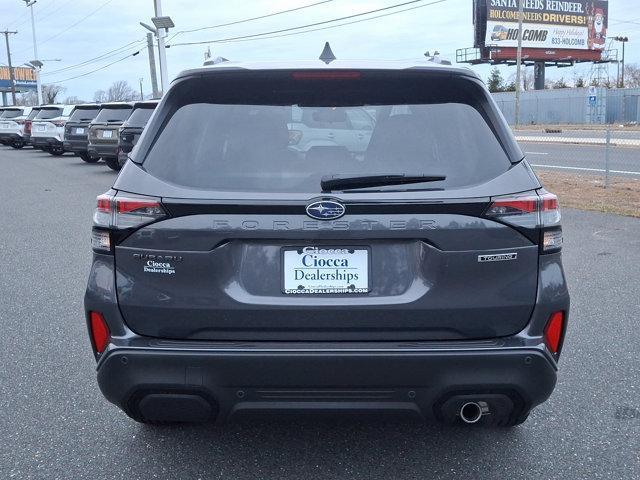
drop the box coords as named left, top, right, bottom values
left=11, top=141, right=24, bottom=149
left=104, top=157, right=121, bottom=171
left=79, top=152, right=99, bottom=163
left=49, top=148, right=64, bottom=156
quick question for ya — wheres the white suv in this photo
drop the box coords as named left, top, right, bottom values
left=31, top=104, right=75, bottom=155
left=0, top=106, right=32, bottom=148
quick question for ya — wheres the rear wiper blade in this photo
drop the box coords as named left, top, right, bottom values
left=321, top=174, right=446, bottom=192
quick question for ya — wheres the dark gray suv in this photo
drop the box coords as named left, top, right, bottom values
left=85, top=60, right=569, bottom=427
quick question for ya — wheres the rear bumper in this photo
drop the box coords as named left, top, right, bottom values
left=88, top=143, right=118, bottom=159
left=0, top=132, right=23, bottom=142
left=63, top=138, right=89, bottom=152
left=96, top=341, right=557, bottom=425
left=31, top=136, right=63, bottom=147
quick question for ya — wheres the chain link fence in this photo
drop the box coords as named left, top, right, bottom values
left=493, top=88, right=640, bottom=188
left=512, top=126, right=640, bottom=185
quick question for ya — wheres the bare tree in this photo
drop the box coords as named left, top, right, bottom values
left=42, top=84, right=66, bottom=104
left=64, top=96, right=85, bottom=104
left=16, top=91, right=38, bottom=106
left=94, top=90, right=108, bottom=102
left=106, top=80, right=138, bottom=101
left=624, top=64, right=640, bottom=88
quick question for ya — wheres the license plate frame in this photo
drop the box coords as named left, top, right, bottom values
left=281, top=246, right=371, bottom=295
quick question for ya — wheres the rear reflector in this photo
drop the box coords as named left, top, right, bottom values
left=544, top=311, right=565, bottom=355
left=291, top=71, right=361, bottom=80
left=89, top=311, right=110, bottom=354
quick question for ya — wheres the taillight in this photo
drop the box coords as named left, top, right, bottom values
left=89, top=311, right=110, bottom=354
left=485, top=190, right=562, bottom=253
left=53, top=120, right=66, bottom=127
left=15, top=119, right=25, bottom=125
left=544, top=311, right=566, bottom=355
left=92, top=192, right=166, bottom=253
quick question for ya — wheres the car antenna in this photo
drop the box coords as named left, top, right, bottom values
left=319, top=42, right=336, bottom=64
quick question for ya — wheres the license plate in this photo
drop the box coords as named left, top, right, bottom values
left=1, top=124, right=7, bottom=129
left=37, top=125, right=45, bottom=131
left=75, top=127, right=85, bottom=134
left=282, top=247, right=369, bottom=294
left=102, top=130, right=113, bottom=138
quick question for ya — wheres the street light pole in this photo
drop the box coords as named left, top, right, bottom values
left=615, top=37, right=628, bottom=88
left=515, top=0, right=524, bottom=127
left=24, top=0, right=43, bottom=105
left=153, top=0, right=169, bottom=95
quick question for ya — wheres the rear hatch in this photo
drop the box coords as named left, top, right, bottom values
left=111, top=69, right=543, bottom=342
left=89, top=104, right=132, bottom=145
left=31, top=106, right=64, bottom=137
left=0, top=108, right=24, bottom=134
left=65, top=105, right=101, bottom=141
left=119, top=103, right=157, bottom=154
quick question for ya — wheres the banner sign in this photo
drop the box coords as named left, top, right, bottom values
left=0, top=66, right=37, bottom=91
left=476, top=0, right=608, bottom=58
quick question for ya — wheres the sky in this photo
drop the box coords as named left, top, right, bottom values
left=1, top=0, right=639, bottom=102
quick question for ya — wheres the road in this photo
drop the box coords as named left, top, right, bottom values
left=521, top=141, right=640, bottom=177
left=1, top=146, right=639, bottom=480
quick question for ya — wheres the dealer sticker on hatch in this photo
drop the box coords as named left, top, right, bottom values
left=283, top=246, right=369, bottom=295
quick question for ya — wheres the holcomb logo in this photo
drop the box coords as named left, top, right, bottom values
left=305, top=200, right=345, bottom=220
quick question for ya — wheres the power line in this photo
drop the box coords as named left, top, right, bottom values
left=14, top=0, right=115, bottom=55
left=48, top=49, right=144, bottom=84
left=40, top=38, right=146, bottom=76
left=220, top=0, right=448, bottom=45
left=169, top=0, right=445, bottom=47
left=173, top=0, right=335, bottom=38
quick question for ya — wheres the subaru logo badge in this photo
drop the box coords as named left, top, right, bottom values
left=305, top=200, right=345, bottom=220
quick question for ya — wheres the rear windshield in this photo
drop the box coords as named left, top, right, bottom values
left=1, top=109, right=23, bottom=119
left=94, top=106, right=132, bottom=123
left=36, top=108, right=63, bottom=120
left=141, top=74, right=512, bottom=193
left=126, top=107, right=155, bottom=126
left=69, top=107, right=100, bottom=122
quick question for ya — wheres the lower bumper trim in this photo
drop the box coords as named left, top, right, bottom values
left=97, top=346, right=557, bottom=424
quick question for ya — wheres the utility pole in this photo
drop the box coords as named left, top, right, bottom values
left=1, top=30, right=18, bottom=104
left=146, top=32, right=159, bottom=98
left=515, top=0, right=524, bottom=127
left=154, top=0, right=169, bottom=95
left=24, top=0, right=43, bottom=105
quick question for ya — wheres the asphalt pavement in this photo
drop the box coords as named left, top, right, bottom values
left=522, top=142, right=640, bottom=177
left=1, top=146, right=639, bottom=480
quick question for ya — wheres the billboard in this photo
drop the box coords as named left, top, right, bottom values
left=474, top=0, right=609, bottom=62
left=0, top=66, right=37, bottom=91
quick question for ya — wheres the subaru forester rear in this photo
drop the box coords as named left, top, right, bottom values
left=85, top=60, right=569, bottom=426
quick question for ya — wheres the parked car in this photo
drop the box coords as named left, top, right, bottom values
left=30, top=104, right=74, bottom=155
left=115, top=99, right=158, bottom=171
left=64, top=103, right=102, bottom=162
left=0, top=107, right=11, bottom=144
left=87, top=102, right=133, bottom=169
left=0, top=106, right=32, bottom=148
left=288, top=106, right=375, bottom=161
left=23, top=106, right=41, bottom=147
left=85, top=60, right=569, bottom=426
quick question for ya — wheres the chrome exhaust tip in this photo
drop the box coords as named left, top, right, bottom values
left=460, top=401, right=484, bottom=424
